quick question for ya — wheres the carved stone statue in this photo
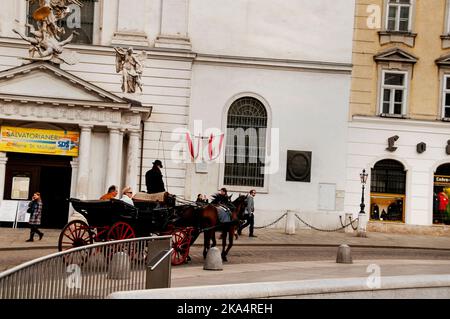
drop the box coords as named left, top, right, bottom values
left=13, top=0, right=82, bottom=65
left=114, top=47, right=147, bottom=94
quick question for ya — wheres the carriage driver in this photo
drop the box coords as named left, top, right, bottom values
left=211, top=188, right=235, bottom=220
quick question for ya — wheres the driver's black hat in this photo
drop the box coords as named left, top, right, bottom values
left=153, top=160, right=163, bottom=168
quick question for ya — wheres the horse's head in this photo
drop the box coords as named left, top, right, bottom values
left=232, top=195, right=248, bottom=219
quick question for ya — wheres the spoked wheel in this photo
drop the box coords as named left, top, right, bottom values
left=58, top=220, right=94, bottom=266
left=105, top=222, right=136, bottom=261
left=171, top=229, right=191, bottom=266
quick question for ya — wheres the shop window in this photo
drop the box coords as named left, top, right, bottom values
left=433, top=164, right=450, bottom=225
left=27, top=0, right=95, bottom=45
left=370, top=159, right=406, bottom=222
left=224, top=97, right=268, bottom=188
left=386, top=0, right=412, bottom=32
left=380, top=71, right=408, bottom=117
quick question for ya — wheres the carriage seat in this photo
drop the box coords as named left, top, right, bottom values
left=216, top=205, right=232, bottom=223
left=133, top=192, right=167, bottom=203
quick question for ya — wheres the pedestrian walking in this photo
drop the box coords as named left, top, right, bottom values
left=238, top=190, right=257, bottom=237
left=26, top=192, right=44, bottom=242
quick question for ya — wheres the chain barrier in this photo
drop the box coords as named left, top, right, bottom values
left=292, top=211, right=359, bottom=233
left=254, top=213, right=288, bottom=229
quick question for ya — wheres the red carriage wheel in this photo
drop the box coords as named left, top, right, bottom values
left=171, top=229, right=191, bottom=266
left=58, top=220, right=93, bottom=266
left=58, top=220, right=93, bottom=251
left=106, top=221, right=136, bottom=241
left=105, top=221, right=136, bottom=261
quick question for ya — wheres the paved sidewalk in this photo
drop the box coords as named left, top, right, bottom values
left=171, top=259, right=450, bottom=288
left=1, top=227, right=450, bottom=251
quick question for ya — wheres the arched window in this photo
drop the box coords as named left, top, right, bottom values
left=371, top=159, right=406, bottom=194
left=370, top=159, right=406, bottom=223
left=27, top=0, right=95, bottom=45
left=224, top=97, right=268, bottom=188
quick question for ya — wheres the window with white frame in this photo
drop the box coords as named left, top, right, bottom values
left=442, top=75, right=450, bottom=119
left=386, top=0, right=412, bottom=32
left=446, top=1, right=450, bottom=34
left=380, top=71, right=407, bottom=116
left=224, top=97, right=268, bottom=188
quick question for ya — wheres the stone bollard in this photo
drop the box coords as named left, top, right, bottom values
left=336, top=244, right=353, bottom=264
left=356, top=212, right=368, bottom=238
left=285, top=211, right=296, bottom=235
left=344, top=213, right=355, bottom=234
left=203, top=247, right=223, bottom=271
left=108, top=252, right=131, bottom=279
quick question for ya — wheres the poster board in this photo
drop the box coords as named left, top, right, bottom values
left=0, top=200, right=30, bottom=227
left=15, top=201, right=31, bottom=224
left=0, top=200, right=19, bottom=223
left=11, top=177, right=30, bottom=200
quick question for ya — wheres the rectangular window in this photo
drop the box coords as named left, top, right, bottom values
left=27, top=0, right=95, bottom=45
left=442, top=75, right=450, bottom=119
left=447, top=1, right=450, bottom=34
left=380, top=71, right=407, bottom=116
left=386, top=0, right=412, bottom=32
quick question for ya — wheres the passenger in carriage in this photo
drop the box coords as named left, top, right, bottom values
left=196, top=194, right=208, bottom=204
left=120, top=186, right=135, bottom=206
left=99, top=185, right=118, bottom=200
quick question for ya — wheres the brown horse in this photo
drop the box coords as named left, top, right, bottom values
left=201, top=195, right=248, bottom=261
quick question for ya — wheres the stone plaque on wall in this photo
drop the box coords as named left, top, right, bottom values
left=286, top=150, right=312, bottom=183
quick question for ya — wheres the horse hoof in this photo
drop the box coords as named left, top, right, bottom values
left=222, top=256, right=228, bottom=262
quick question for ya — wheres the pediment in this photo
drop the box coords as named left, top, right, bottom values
left=436, top=53, right=450, bottom=66
left=0, top=62, right=127, bottom=106
left=374, top=48, right=418, bottom=64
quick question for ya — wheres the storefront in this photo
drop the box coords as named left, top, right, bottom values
left=433, top=164, right=450, bottom=225
left=370, top=159, right=406, bottom=223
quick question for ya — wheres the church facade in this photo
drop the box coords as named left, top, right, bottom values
left=0, top=0, right=355, bottom=229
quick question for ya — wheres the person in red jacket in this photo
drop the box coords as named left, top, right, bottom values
left=438, top=190, right=449, bottom=223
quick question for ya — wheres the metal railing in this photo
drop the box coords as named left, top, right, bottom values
left=0, top=235, right=172, bottom=299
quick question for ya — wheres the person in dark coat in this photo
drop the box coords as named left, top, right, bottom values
left=238, top=190, right=257, bottom=237
left=145, top=160, right=166, bottom=194
left=26, top=192, right=44, bottom=242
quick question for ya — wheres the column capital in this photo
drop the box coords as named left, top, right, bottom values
left=79, top=125, right=94, bottom=132
left=108, top=126, right=121, bottom=134
left=128, top=130, right=141, bottom=138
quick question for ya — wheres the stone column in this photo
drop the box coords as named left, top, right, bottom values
left=76, top=125, right=93, bottom=200
left=0, top=152, right=8, bottom=201
left=105, top=127, right=121, bottom=191
left=155, top=0, right=191, bottom=50
left=125, top=130, right=140, bottom=193
left=112, top=0, right=149, bottom=46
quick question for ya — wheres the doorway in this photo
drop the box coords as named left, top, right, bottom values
left=4, top=153, right=72, bottom=229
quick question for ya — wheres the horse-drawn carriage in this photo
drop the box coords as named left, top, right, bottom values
left=58, top=193, right=194, bottom=265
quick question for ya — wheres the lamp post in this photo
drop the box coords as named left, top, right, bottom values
left=357, top=169, right=369, bottom=237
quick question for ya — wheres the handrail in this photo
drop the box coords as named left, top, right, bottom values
left=0, top=235, right=171, bottom=279
left=149, top=248, right=174, bottom=271
left=0, top=235, right=173, bottom=299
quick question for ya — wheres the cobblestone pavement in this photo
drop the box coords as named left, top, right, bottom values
left=2, top=227, right=450, bottom=251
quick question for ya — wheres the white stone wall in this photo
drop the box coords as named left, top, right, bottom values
left=345, top=117, right=450, bottom=226
left=188, top=63, right=352, bottom=227
left=0, top=0, right=356, bottom=225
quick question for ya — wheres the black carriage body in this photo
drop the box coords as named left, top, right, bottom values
left=70, top=198, right=173, bottom=237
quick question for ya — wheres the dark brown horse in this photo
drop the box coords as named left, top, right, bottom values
left=201, top=195, right=248, bottom=261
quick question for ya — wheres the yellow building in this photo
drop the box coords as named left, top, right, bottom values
left=345, top=0, right=450, bottom=231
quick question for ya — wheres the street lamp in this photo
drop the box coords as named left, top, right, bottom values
left=359, top=169, right=368, bottom=214
left=357, top=169, right=369, bottom=238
